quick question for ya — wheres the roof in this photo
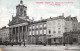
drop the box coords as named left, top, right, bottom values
left=66, top=16, right=77, bottom=21
left=29, top=19, right=47, bottom=25
left=8, top=16, right=32, bottom=26
left=47, top=16, right=65, bottom=21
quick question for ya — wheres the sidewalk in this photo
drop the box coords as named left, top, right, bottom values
left=12, top=45, right=80, bottom=50
left=0, top=45, right=80, bottom=51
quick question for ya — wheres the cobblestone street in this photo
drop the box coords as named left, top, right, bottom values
left=0, top=45, right=80, bottom=51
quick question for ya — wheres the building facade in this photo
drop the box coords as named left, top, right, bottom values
left=28, top=20, right=47, bottom=44
left=8, top=0, right=79, bottom=45
left=8, top=0, right=32, bottom=44
left=63, top=31, right=80, bottom=44
left=0, top=26, right=9, bottom=43
left=78, top=22, right=80, bottom=30
left=46, top=16, right=66, bottom=44
left=65, top=16, right=78, bottom=32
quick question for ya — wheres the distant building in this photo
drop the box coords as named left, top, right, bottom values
left=78, top=22, right=80, bottom=30
left=63, top=31, right=80, bottom=44
left=0, top=26, right=9, bottom=43
left=8, top=0, right=79, bottom=45
left=28, top=20, right=47, bottom=44
left=46, top=16, right=66, bottom=44
left=0, top=29, right=2, bottom=43
left=66, top=16, right=78, bottom=32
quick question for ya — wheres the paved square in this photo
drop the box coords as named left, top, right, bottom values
left=0, top=45, right=80, bottom=51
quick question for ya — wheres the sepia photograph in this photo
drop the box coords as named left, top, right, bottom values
left=0, top=0, right=80, bottom=51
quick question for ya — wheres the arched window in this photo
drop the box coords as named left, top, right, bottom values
left=20, top=8, right=23, bottom=15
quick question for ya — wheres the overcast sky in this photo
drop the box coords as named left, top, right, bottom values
left=0, top=0, right=80, bottom=28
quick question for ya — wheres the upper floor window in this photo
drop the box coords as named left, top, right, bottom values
left=29, top=31, right=31, bottom=35
left=53, top=31, right=56, bottom=33
left=53, top=21, right=55, bottom=25
left=58, top=23, right=60, bottom=25
left=40, top=24, right=42, bottom=28
left=36, top=30, right=38, bottom=35
left=36, top=25, right=38, bottom=28
left=29, top=26, right=31, bottom=29
left=48, top=22, right=51, bottom=25
left=58, top=31, right=61, bottom=34
left=40, top=30, right=42, bottom=34
left=33, top=31, right=35, bottom=35
left=49, top=30, right=51, bottom=34
left=33, top=25, right=35, bottom=29
left=44, top=23, right=46, bottom=27
left=44, top=30, right=46, bottom=34
left=58, top=28, right=60, bottom=29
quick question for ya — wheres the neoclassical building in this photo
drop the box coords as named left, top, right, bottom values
left=8, top=0, right=79, bottom=45
left=8, top=0, right=32, bottom=44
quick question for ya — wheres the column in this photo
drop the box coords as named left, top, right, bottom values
left=23, top=26, right=26, bottom=43
left=11, top=28, right=14, bottom=42
left=17, top=27, right=18, bottom=43
left=18, top=27, right=20, bottom=42
left=26, top=25, right=28, bottom=44
left=9, top=28, right=12, bottom=42
left=15, top=27, right=17, bottom=43
left=19, top=26, right=21, bottom=42
left=21, top=26, right=23, bottom=42
left=22, top=26, right=24, bottom=42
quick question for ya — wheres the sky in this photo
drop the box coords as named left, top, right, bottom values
left=0, top=0, right=80, bottom=28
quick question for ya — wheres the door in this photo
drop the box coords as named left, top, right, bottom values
left=48, top=39, right=51, bottom=45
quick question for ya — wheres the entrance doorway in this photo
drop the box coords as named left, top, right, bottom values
left=73, top=38, right=78, bottom=44
left=48, top=39, right=51, bottom=45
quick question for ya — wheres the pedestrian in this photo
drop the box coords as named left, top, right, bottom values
left=23, top=42, right=26, bottom=47
left=11, top=43, right=13, bottom=46
left=6, top=43, right=7, bottom=46
left=70, top=42, right=73, bottom=46
left=43, top=42, right=46, bottom=46
left=63, top=42, right=65, bottom=46
left=50, top=43, right=51, bottom=46
left=20, top=43, right=21, bottom=46
left=11, top=44, right=13, bottom=46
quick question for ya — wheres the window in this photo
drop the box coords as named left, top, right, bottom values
left=44, top=23, right=46, bottom=27
left=49, top=22, right=51, bottom=25
left=58, top=23, right=61, bottom=27
left=36, top=30, right=38, bottom=35
left=58, top=23, right=60, bottom=25
left=44, top=30, right=46, bottom=34
left=53, top=21, right=55, bottom=25
left=29, top=31, right=31, bottom=35
left=40, top=24, right=42, bottom=28
left=53, top=31, right=56, bottom=33
left=40, top=30, right=42, bottom=34
left=29, top=26, right=31, bottom=29
left=33, top=25, right=35, bottom=29
left=33, top=31, right=35, bottom=35
left=58, top=28, right=60, bottom=29
left=49, top=30, right=51, bottom=34
left=36, top=25, right=38, bottom=28
left=58, top=31, right=61, bottom=34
